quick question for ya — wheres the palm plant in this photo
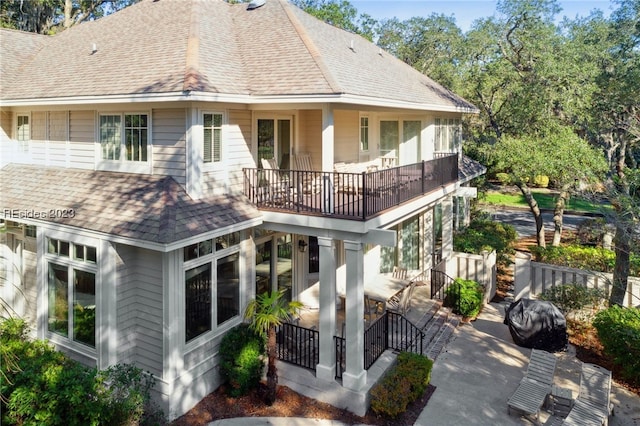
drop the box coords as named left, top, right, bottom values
left=244, top=289, right=303, bottom=405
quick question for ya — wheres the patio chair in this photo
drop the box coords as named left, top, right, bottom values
left=261, top=158, right=292, bottom=205
left=364, top=294, right=385, bottom=322
left=392, top=266, right=408, bottom=280
left=507, top=349, right=557, bottom=421
left=387, top=280, right=416, bottom=316
left=292, top=153, right=322, bottom=193
left=556, top=363, right=612, bottom=426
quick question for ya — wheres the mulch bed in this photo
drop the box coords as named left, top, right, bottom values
left=170, top=382, right=436, bottom=426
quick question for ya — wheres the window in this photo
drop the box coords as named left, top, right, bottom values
left=100, top=113, right=148, bottom=162
left=360, top=116, right=369, bottom=151
left=203, top=113, right=222, bottom=163
left=46, top=238, right=97, bottom=348
left=434, top=118, right=461, bottom=153
left=17, top=114, right=30, bottom=152
left=183, top=231, right=241, bottom=343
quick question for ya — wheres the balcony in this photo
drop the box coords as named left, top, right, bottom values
left=243, top=154, right=458, bottom=221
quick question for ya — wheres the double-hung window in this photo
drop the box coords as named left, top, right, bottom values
left=99, top=113, right=149, bottom=168
left=434, top=118, right=461, bottom=153
left=360, top=116, right=369, bottom=152
left=17, top=114, right=30, bottom=152
left=203, top=112, right=223, bottom=164
left=46, top=238, right=97, bottom=349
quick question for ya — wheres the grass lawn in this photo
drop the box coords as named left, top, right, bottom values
left=481, top=189, right=611, bottom=214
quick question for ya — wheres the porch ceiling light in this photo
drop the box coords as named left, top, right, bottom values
left=298, top=239, right=308, bottom=253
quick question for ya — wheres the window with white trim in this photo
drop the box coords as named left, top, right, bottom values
left=360, top=116, right=369, bottom=152
left=17, top=114, right=30, bottom=152
left=46, top=238, right=97, bottom=348
left=184, top=231, right=241, bottom=343
left=434, top=118, right=461, bottom=153
left=99, top=113, right=148, bottom=162
left=203, top=112, right=222, bottom=163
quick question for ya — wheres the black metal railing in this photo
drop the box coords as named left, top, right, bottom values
left=243, top=154, right=458, bottom=221
left=276, top=322, right=319, bottom=370
left=431, top=269, right=462, bottom=313
left=335, top=335, right=345, bottom=379
left=387, top=311, right=424, bottom=354
left=364, top=314, right=388, bottom=370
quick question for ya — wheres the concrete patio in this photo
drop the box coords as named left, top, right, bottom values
left=416, top=300, right=640, bottom=426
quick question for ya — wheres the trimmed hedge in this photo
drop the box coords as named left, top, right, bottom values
left=531, top=244, right=640, bottom=277
left=219, top=323, right=265, bottom=397
left=370, top=352, right=433, bottom=418
left=593, top=306, right=640, bottom=386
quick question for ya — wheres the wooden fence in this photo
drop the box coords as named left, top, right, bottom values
left=514, top=252, right=640, bottom=308
left=446, top=250, right=497, bottom=304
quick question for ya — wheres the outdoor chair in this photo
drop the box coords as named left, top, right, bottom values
left=554, top=363, right=612, bottom=426
left=291, top=153, right=322, bottom=193
left=387, top=280, right=416, bottom=316
left=261, top=158, right=292, bottom=205
left=364, top=294, right=385, bottom=322
left=392, top=266, right=408, bottom=280
left=507, top=349, right=557, bottom=421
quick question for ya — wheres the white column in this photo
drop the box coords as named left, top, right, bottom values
left=315, top=237, right=337, bottom=381
left=321, top=104, right=335, bottom=213
left=342, top=240, right=366, bottom=390
left=98, top=240, right=117, bottom=369
left=441, top=196, right=454, bottom=260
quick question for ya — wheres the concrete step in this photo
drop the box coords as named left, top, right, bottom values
left=420, top=303, right=462, bottom=362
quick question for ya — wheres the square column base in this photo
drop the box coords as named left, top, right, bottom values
left=316, top=364, right=336, bottom=382
left=342, top=370, right=367, bottom=391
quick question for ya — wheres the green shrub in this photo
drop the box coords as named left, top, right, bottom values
left=531, top=245, right=640, bottom=277
left=453, top=218, right=517, bottom=266
left=495, top=172, right=511, bottom=185
left=539, top=284, right=608, bottom=320
left=0, top=317, right=164, bottom=426
left=593, top=306, right=640, bottom=386
left=370, top=352, right=433, bottom=418
left=533, top=175, right=549, bottom=188
left=444, top=278, right=484, bottom=318
left=219, top=323, right=265, bottom=397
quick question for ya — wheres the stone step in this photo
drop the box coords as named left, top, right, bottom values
left=423, top=308, right=460, bottom=361
left=421, top=305, right=450, bottom=347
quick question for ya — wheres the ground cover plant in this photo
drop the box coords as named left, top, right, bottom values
left=0, top=317, right=164, bottom=426
left=482, top=190, right=610, bottom=214
left=593, top=306, right=640, bottom=386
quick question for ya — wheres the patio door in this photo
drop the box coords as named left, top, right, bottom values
left=380, top=120, right=398, bottom=166
left=401, top=120, right=421, bottom=165
left=257, top=117, right=292, bottom=169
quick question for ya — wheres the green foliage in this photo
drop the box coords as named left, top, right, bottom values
left=219, top=324, right=265, bottom=397
left=444, top=278, right=484, bottom=318
left=539, top=284, right=608, bottom=318
left=495, top=172, right=511, bottom=185
left=453, top=218, right=516, bottom=265
left=370, top=352, right=433, bottom=418
left=533, top=175, right=549, bottom=188
left=0, top=317, right=164, bottom=426
left=593, top=306, right=640, bottom=385
left=531, top=244, right=640, bottom=277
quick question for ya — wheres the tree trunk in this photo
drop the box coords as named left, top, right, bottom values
left=552, top=187, right=569, bottom=246
left=517, top=182, right=546, bottom=247
left=265, top=327, right=278, bottom=405
left=610, top=224, right=630, bottom=306
left=64, top=0, right=73, bottom=28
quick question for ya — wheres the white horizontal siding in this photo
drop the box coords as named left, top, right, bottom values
left=68, top=111, right=94, bottom=169
left=334, top=109, right=359, bottom=163
left=152, top=109, right=186, bottom=184
left=116, top=245, right=164, bottom=375
left=48, top=111, right=69, bottom=167
left=31, top=112, right=47, bottom=165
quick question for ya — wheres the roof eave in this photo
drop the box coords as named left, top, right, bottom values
left=1, top=91, right=479, bottom=114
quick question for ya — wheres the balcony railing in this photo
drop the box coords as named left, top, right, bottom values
left=243, top=154, right=458, bottom=221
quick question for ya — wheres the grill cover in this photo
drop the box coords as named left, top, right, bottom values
left=503, top=298, right=568, bottom=352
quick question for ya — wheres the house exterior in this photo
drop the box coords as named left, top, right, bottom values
left=0, top=0, right=484, bottom=420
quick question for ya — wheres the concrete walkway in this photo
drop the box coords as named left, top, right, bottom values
left=415, top=301, right=640, bottom=426
left=210, top=301, right=640, bottom=425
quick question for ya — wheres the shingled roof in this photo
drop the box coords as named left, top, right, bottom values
left=0, top=165, right=261, bottom=247
left=0, top=0, right=477, bottom=112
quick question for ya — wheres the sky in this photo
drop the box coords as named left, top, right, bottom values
left=350, top=1, right=614, bottom=31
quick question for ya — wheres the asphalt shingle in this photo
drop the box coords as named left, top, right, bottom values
left=0, top=165, right=261, bottom=245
